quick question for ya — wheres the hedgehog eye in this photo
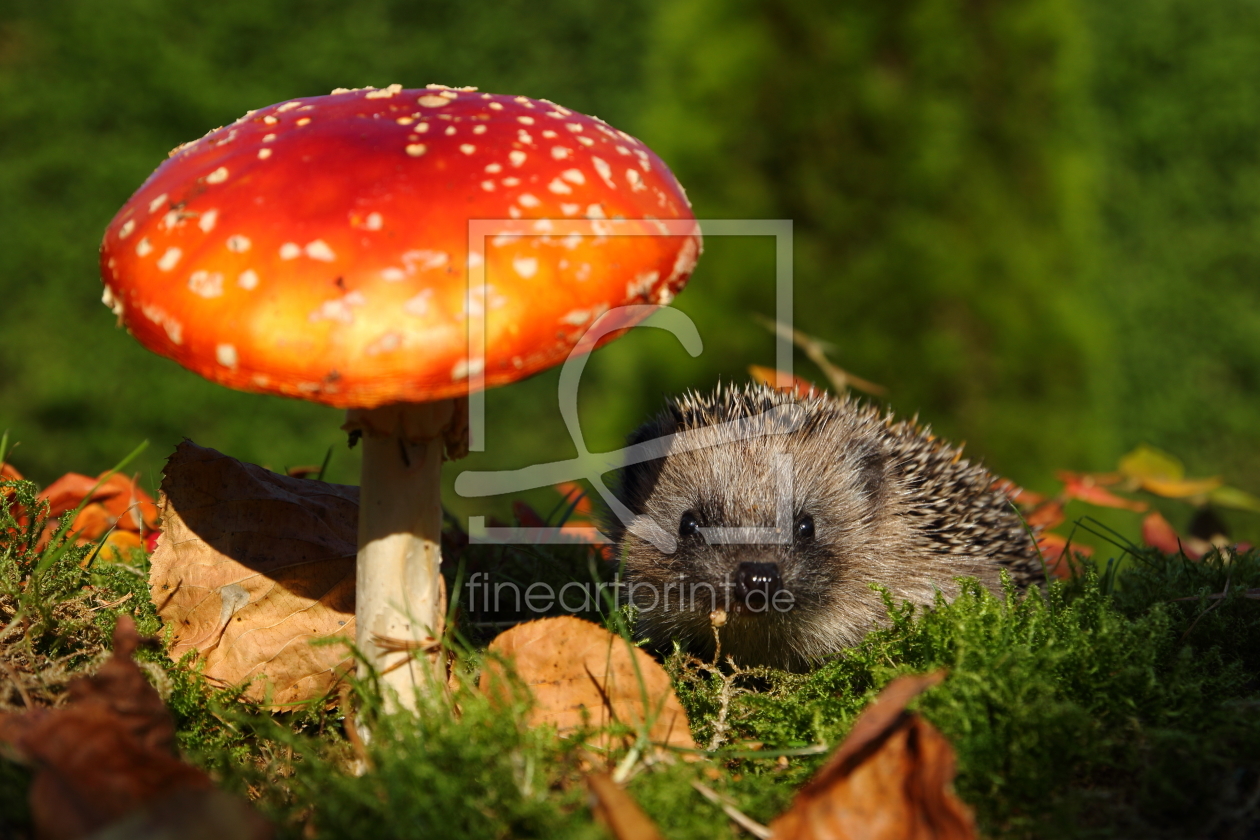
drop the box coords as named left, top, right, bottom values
left=679, top=511, right=701, bottom=538
left=795, top=515, right=816, bottom=542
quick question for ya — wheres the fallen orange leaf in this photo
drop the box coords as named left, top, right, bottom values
left=1036, top=533, right=1093, bottom=579
left=480, top=616, right=696, bottom=755
left=749, top=365, right=821, bottom=398
left=1025, top=500, right=1065, bottom=530
left=150, top=441, right=358, bottom=707
left=1057, top=472, right=1147, bottom=512
left=555, top=481, right=594, bottom=517
left=1138, top=476, right=1223, bottom=499
left=769, top=672, right=975, bottom=840
left=1141, top=511, right=1183, bottom=555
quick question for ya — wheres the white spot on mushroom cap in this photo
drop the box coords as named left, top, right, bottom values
left=136, top=238, right=153, bottom=257
left=262, top=133, right=277, bottom=142
left=551, top=146, right=572, bottom=160
left=157, top=247, right=182, bottom=271
left=238, top=270, right=259, bottom=290
left=514, top=96, right=534, bottom=107
left=305, top=240, right=336, bottom=261
left=382, top=267, right=406, bottom=282
left=509, top=150, right=526, bottom=167
left=451, top=357, right=484, bottom=380
left=460, top=143, right=476, bottom=155
left=518, top=130, right=534, bottom=145
left=280, top=242, right=301, bottom=260
left=216, top=343, right=238, bottom=368
left=396, top=116, right=414, bottom=125
left=560, top=308, right=594, bottom=325
left=518, top=193, right=541, bottom=208
left=310, top=291, right=366, bottom=324
left=227, top=235, right=251, bottom=253
left=276, top=101, right=303, bottom=112
left=417, top=94, right=450, bottom=107
left=140, top=303, right=183, bottom=344
left=666, top=236, right=700, bottom=286
left=626, top=168, right=645, bottom=191
left=467, top=250, right=484, bottom=269
left=481, top=180, right=495, bottom=191
left=119, top=220, right=136, bottom=239
left=101, top=285, right=124, bottom=317
left=258, top=148, right=273, bottom=160
left=199, top=209, right=219, bottom=232
left=561, top=203, right=580, bottom=216
left=188, top=271, right=224, bottom=298
left=365, top=212, right=383, bottom=230
left=591, top=157, right=615, bottom=188
left=365, top=332, right=402, bottom=355
left=416, top=122, right=429, bottom=132
left=565, top=123, right=583, bottom=132
left=488, top=101, right=504, bottom=110
left=445, top=126, right=457, bottom=136
left=403, top=289, right=433, bottom=316
left=406, top=143, right=427, bottom=157
left=148, top=194, right=168, bottom=213
left=533, top=219, right=554, bottom=233
left=403, top=250, right=449, bottom=271
left=627, top=270, right=659, bottom=299
left=206, top=167, right=229, bottom=184
left=296, top=117, right=311, bottom=126
left=562, top=169, right=586, bottom=185
left=508, top=206, right=522, bottom=218
left=473, top=124, right=487, bottom=135
left=586, top=203, right=607, bottom=219
left=577, top=136, right=595, bottom=147
left=365, top=84, right=403, bottom=99
left=502, top=177, right=521, bottom=187
left=513, top=256, right=538, bottom=278
left=485, top=162, right=502, bottom=173
left=518, top=116, right=535, bottom=125
left=548, top=178, right=572, bottom=195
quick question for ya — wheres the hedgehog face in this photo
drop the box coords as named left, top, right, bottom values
left=612, top=393, right=912, bottom=668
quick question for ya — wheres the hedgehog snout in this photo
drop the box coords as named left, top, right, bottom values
left=732, top=561, right=783, bottom=612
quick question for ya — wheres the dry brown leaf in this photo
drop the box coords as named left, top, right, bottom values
left=150, top=440, right=358, bottom=707
left=0, top=617, right=271, bottom=840
left=588, top=773, right=667, bottom=840
left=480, top=615, right=696, bottom=755
left=769, top=671, right=976, bottom=840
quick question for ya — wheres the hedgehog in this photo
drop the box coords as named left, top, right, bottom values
left=608, top=382, right=1042, bottom=670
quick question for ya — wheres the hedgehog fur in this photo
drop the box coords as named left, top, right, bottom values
left=609, top=382, right=1042, bottom=670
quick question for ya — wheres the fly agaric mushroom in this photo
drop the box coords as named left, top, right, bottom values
left=99, top=84, right=701, bottom=708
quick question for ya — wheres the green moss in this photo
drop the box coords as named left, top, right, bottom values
left=4, top=467, right=1260, bottom=838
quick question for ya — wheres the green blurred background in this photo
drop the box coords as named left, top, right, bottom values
left=2, top=0, right=1258, bottom=546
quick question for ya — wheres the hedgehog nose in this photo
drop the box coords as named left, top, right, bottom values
left=733, top=561, right=782, bottom=611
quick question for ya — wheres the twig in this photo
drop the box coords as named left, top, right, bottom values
left=691, top=780, right=772, bottom=839
left=753, top=314, right=886, bottom=396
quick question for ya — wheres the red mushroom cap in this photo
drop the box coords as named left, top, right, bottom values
left=99, top=85, right=701, bottom=408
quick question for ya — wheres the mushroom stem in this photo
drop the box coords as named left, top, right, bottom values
left=346, top=399, right=465, bottom=710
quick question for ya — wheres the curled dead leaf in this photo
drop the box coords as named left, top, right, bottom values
left=769, top=671, right=975, bottom=840
left=0, top=616, right=271, bottom=840
left=150, top=441, right=358, bottom=707
left=480, top=616, right=696, bottom=755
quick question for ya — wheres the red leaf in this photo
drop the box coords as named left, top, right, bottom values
left=1057, top=472, right=1147, bottom=511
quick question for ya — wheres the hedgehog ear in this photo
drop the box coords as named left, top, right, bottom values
left=847, top=441, right=889, bottom=501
